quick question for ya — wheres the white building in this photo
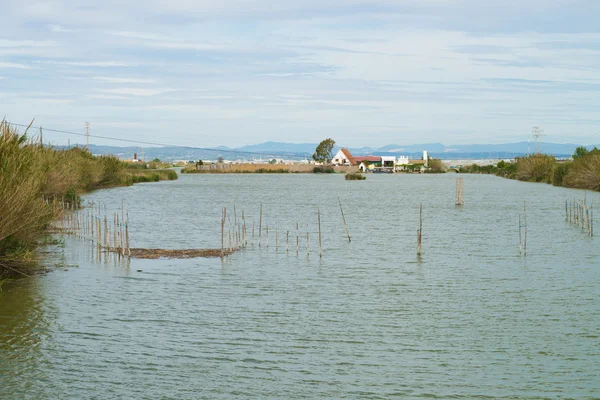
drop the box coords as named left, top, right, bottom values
left=331, top=148, right=355, bottom=166
left=396, top=155, right=409, bottom=165
left=380, top=156, right=396, bottom=169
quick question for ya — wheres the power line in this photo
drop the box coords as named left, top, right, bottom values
left=5, top=121, right=308, bottom=158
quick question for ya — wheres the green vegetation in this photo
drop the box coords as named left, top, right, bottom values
left=312, top=138, right=336, bottom=164
left=0, top=121, right=177, bottom=277
left=424, top=158, right=446, bottom=173
left=345, top=172, right=366, bottom=180
left=313, top=166, right=335, bottom=173
left=460, top=148, right=600, bottom=191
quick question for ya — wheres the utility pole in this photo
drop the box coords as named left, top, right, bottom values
left=141, top=147, right=144, bottom=162
left=39, top=126, right=43, bottom=146
left=85, top=122, right=90, bottom=150
left=532, top=126, right=546, bottom=154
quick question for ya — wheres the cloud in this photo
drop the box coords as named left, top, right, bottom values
left=95, top=88, right=172, bottom=97
left=48, top=24, right=73, bottom=33
left=0, top=62, right=31, bottom=69
left=93, top=76, right=158, bottom=84
left=0, top=39, right=56, bottom=48
left=35, top=60, right=135, bottom=67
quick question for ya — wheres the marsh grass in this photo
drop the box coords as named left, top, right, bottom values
left=0, top=121, right=178, bottom=276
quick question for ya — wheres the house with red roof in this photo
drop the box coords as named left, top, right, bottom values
left=331, top=148, right=357, bottom=166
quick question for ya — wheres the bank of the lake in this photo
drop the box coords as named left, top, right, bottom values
left=0, top=122, right=177, bottom=278
left=460, top=151, right=600, bottom=192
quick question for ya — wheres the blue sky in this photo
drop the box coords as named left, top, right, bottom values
left=2, top=0, right=600, bottom=147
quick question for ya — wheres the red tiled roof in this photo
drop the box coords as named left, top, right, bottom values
left=340, top=148, right=356, bottom=165
left=355, top=156, right=381, bottom=163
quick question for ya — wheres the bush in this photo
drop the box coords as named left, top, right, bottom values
left=313, top=166, right=335, bottom=173
left=552, top=162, right=571, bottom=187
left=345, top=172, right=366, bottom=180
left=563, top=153, right=600, bottom=191
left=515, top=154, right=555, bottom=183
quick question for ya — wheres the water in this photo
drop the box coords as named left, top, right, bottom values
left=2, top=173, right=599, bottom=399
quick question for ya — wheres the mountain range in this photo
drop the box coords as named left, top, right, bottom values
left=69, top=141, right=598, bottom=161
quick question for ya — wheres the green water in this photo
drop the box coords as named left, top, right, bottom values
left=1, top=174, right=599, bottom=399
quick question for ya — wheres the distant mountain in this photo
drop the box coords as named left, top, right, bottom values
left=236, top=141, right=317, bottom=154
left=63, top=141, right=599, bottom=161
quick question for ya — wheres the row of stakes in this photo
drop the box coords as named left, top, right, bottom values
left=49, top=181, right=594, bottom=261
left=566, top=197, right=594, bottom=237
left=219, top=200, right=353, bottom=258
left=51, top=199, right=131, bottom=257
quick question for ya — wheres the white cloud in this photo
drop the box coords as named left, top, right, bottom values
left=35, top=60, right=135, bottom=67
left=48, top=24, right=73, bottom=33
left=96, top=88, right=172, bottom=97
left=87, top=94, right=132, bottom=100
left=0, top=39, right=56, bottom=48
left=93, top=76, right=158, bottom=84
left=0, top=62, right=31, bottom=69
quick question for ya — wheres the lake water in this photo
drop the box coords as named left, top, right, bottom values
left=2, top=173, right=599, bottom=399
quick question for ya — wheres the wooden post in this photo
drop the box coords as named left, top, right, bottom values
left=286, top=230, right=289, bottom=253
left=455, top=177, right=464, bottom=206
left=338, top=196, right=351, bottom=242
left=417, top=203, right=422, bottom=255
left=104, top=216, right=108, bottom=249
left=318, top=208, right=322, bottom=258
left=518, top=215, right=522, bottom=254
left=221, top=207, right=225, bottom=255
left=259, top=204, right=262, bottom=247
left=266, top=226, right=269, bottom=248
left=242, top=210, right=246, bottom=247
left=275, top=229, right=278, bottom=252
left=114, top=213, right=118, bottom=250
left=523, top=201, right=527, bottom=256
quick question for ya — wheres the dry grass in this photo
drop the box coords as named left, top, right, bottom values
left=564, top=153, right=600, bottom=191
left=183, top=163, right=358, bottom=174
left=129, top=248, right=235, bottom=259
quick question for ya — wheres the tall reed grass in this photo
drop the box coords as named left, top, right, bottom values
left=0, top=121, right=177, bottom=276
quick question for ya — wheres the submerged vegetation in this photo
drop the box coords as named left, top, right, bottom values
left=345, top=172, right=366, bottom=180
left=0, top=121, right=177, bottom=277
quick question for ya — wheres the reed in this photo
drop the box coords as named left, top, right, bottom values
left=0, top=121, right=178, bottom=276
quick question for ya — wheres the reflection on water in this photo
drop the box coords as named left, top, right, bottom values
left=1, top=174, right=599, bottom=398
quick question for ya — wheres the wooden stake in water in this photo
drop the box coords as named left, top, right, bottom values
left=259, top=204, right=263, bottom=247
left=417, top=203, right=423, bottom=255
left=456, top=177, right=464, bottom=206
left=338, top=196, right=351, bottom=242
left=523, top=201, right=527, bottom=257
left=221, top=207, right=225, bottom=255
left=318, top=208, right=323, bottom=258
left=286, top=230, right=289, bottom=253
left=518, top=215, right=522, bottom=254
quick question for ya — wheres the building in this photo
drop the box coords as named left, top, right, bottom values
left=331, top=148, right=356, bottom=166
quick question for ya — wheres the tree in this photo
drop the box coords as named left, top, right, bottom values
left=573, top=146, right=589, bottom=159
left=152, top=158, right=161, bottom=162
left=269, top=159, right=277, bottom=164
left=217, top=156, right=224, bottom=163
left=312, top=138, right=336, bottom=163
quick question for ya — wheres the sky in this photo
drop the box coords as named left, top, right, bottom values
left=1, top=0, right=600, bottom=148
